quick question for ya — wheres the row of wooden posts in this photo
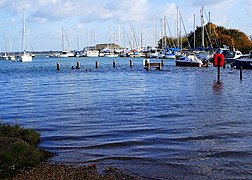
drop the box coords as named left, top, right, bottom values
left=56, top=60, right=244, bottom=81
left=56, top=59, right=164, bottom=71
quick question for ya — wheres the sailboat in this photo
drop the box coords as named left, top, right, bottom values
left=19, top=8, right=32, bottom=62
left=8, top=36, right=15, bottom=61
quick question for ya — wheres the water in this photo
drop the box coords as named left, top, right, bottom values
left=1, top=57, right=252, bottom=179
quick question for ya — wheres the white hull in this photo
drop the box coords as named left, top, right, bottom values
left=165, top=55, right=176, bottom=59
left=86, top=50, right=99, bottom=57
left=59, top=51, right=75, bottom=58
left=20, top=53, right=32, bottom=62
left=175, top=53, right=202, bottom=67
left=150, top=52, right=159, bottom=58
left=86, top=54, right=99, bottom=57
left=8, top=55, right=16, bottom=61
left=104, top=54, right=118, bottom=58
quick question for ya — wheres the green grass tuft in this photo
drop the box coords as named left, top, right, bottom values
left=0, top=123, right=53, bottom=179
left=0, top=123, right=40, bottom=146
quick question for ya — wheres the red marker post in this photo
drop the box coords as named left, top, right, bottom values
left=213, top=54, right=224, bottom=83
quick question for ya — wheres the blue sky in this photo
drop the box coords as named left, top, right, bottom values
left=0, top=0, right=251, bottom=51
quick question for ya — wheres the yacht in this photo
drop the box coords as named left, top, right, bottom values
left=215, top=47, right=242, bottom=63
left=20, top=51, right=32, bottom=62
left=175, top=53, right=203, bottom=67
left=86, top=50, right=99, bottom=57
left=59, top=50, right=75, bottom=58
left=19, top=8, right=32, bottom=62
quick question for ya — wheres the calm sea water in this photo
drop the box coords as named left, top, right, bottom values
left=0, top=56, right=252, bottom=179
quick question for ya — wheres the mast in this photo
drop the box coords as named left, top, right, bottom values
left=209, top=11, right=211, bottom=34
left=9, top=36, right=12, bottom=54
left=179, top=12, right=182, bottom=49
left=201, top=6, right=205, bottom=48
left=21, top=8, right=26, bottom=52
left=164, top=16, right=167, bottom=48
left=61, top=27, right=64, bottom=51
left=176, top=6, right=179, bottom=47
left=160, top=18, right=163, bottom=49
left=194, top=14, right=196, bottom=49
left=165, top=17, right=175, bottom=47
left=179, top=11, right=191, bottom=49
left=153, top=16, right=157, bottom=48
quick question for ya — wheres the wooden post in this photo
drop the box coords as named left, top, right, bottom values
left=130, top=60, right=133, bottom=67
left=147, top=63, right=150, bottom=71
left=217, top=57, right=221, bottom=83
left=113, top=60, right=116, bottom=67
left=159, top=62, right=162, bottom=70
left=145, top=59, right=148, bottom=65
left=76, top=61, right=80, bottom=69
left=240, top=63, right=243, bottom=80
left=57, top=62, right=60, bottom=71
left=161, top=59, right=164, bottom=66
left=96, top=61, right=99, bottom=68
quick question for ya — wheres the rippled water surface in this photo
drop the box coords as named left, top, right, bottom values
left=1, top=57, right=252, bottom=179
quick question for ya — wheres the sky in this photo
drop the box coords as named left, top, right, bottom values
left=0, top=0, right=251, bottom=51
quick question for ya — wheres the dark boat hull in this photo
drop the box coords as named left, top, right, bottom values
left=175, top=61, right=202, bottom=67
left=234, top=59, right=252, bottom=69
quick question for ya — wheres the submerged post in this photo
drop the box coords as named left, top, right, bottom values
left=113, top=60, right=116, bottom=67
left=159, top=62, right=162, bottom=70
left=57, top=62, right=60, bottom=71
left=76, top=61, right=80, bottom=69
left=130, top=60, right=133, bottom=67
left=217, top=57, right=221, bottom=83
left=240, top=63, right=243, bottom=80
left=147, top=63, right=150, bottom=71
left=161, top=59, right=164, bottom=66
left=96, top=61, right=99, bottom=68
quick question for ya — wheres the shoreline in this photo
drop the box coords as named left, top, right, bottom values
left=0, top=123, right=137, bottom=179
left=11, top=161, right=137, bottom=180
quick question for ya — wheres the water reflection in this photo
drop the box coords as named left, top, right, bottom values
left=212, top=81, right=223, bottom=94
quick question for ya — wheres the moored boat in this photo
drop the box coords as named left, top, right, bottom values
left=175, top=53, right=203, bottom=67
left=233, top=58, right=252, bottom=69
left=86, top=50, right=99, bottom=57
left=215, top=47, right=243, bottom=63
left=20, top=51, right=32, bottom=62
left=59, top=50, right=75, bottom=58
left=19, top=9, right=32, bottom=62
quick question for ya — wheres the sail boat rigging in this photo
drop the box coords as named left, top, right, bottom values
left=19, top=8, right=32, bottom=62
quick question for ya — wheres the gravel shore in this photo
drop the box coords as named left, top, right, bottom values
left=10, top=162, right=136, bottom=180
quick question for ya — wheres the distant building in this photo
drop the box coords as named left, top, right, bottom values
left=96, top=43, right=121, bottom=50
left=84, top=43, right=121, bottom=51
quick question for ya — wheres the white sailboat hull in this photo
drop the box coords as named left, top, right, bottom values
left=20, top=53, right=32, bottom=62
left=86, top=50, right=99, bottom=57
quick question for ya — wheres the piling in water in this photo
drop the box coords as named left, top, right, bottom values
left=130, top=60, right=133, bottom=67
left=217, top=57, right=221, bottom=83
left=113, top=60, right=116, bottom=67
left=76, top=61, right=80, bottom=69
left=147, top=63, right=150, bottom=71
left=96, top=61, right=99, bottom=68
left=57, top=62, right=60, bottom=71
left=159, top=62, right=162, bottom=70
left=240, top=64, right=243, bottom=80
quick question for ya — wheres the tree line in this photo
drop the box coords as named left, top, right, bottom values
left=159, top=23, right=252, bottom=53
